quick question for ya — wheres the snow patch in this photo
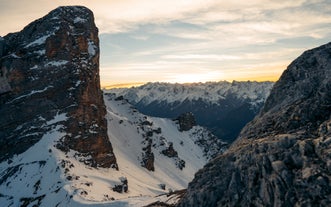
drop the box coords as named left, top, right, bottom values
left=74, top=17, right=87, bottom=24
left=25, top=34, right=51, bottom=48
left=10, top=53, right=20, bottom=58
left=46, top=112, right=68, bottom=125
left=9, top=86, right=54, bottom=102
left=45, top=60, right=69, bottom=67
left=88, top=40, right=96, bottom=57
left=75, top=80, right=81, bottom=87
left=33, top=49, right=46, bottom=56
left=30, top=65, right=38, bottom=70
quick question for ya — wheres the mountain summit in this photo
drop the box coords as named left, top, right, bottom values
left=178, top=42, right=331, bottom=206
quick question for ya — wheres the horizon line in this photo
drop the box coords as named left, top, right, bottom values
left=101, top=76, right=280, bottom=89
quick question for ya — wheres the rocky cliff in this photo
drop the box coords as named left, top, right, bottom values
left=0, top=6, right=117, bottom=168
left=178, top=42, right=331, bottom=206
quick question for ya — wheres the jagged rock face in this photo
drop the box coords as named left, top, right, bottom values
left=178, top=42, right=331, bottom=207
left=0, top=6, right=117, bottom=168
left=176, top=112, right=197, bottom=131
left=241, top=43, right=331, bottom=139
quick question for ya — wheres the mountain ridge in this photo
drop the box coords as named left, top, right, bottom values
left=110, top=81, right=273, bottom=106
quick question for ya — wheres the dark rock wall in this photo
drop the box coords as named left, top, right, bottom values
left=0, top=6, right=117, bottom=168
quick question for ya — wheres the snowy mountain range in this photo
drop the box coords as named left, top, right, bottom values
left=109, top=81, right=274, bottom=142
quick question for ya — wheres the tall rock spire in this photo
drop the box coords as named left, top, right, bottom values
left=0, top=6, right=117, bottom=169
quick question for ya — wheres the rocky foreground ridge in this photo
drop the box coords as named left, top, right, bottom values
left=178, top=42, right=331, bottom=206
left=0, top=6, right=117, bottom=168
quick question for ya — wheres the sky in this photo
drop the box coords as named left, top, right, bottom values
left=0, top=0, right=330, bottom=87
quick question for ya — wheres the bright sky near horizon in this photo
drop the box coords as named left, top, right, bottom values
left=0, top=0, right=330, bottom=87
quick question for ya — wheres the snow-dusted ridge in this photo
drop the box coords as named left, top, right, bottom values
left=109, top=81, right=274, bottom=106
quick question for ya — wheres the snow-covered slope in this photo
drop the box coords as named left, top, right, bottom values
left=103, top=93, right=227, bottom=196
left=108, top=81, right=274, bottom=142
left=0, top=93, right=226, bottom=207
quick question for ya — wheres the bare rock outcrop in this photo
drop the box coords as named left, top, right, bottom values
left=176, top=112, right=197, bottom=131
left=178, top=42, right=331, bottom=207
left=0, top=6, right=117, bottom=169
